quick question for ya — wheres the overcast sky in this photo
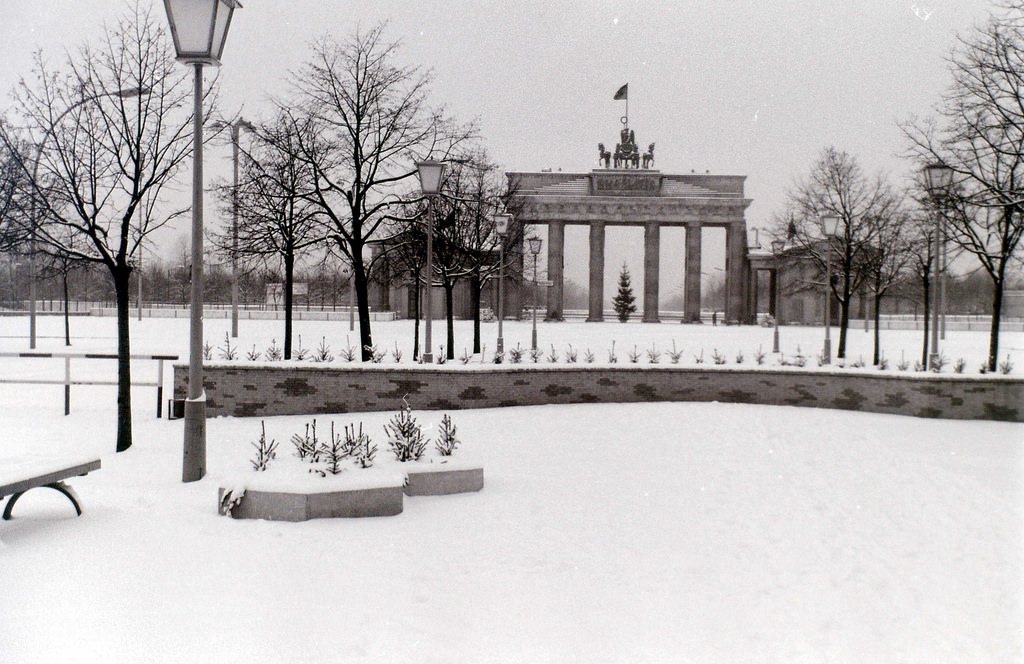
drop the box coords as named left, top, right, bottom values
left=0, top=0, right=1001, bottom=297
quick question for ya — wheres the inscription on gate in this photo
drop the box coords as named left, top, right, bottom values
left=590, top=173, right=662, bottom=197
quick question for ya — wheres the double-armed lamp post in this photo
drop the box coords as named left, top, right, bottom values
left=494, top=213, right=511, bottom=355
left=415, top=160, right=446, bottom=364
left=922, top=162, right=953, bottom=371
left=820, top=214, right=840, bottom=365
left=162, top=0, right=242, bottom=482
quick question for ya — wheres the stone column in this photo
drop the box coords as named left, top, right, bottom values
left=725, top=222, right=746, bottom=323
left=643, top=221, right=660, bottom=322
left=684, top=222, right=702, bottom=322
left=546, top=221, right=565, bottom=321
left=587, top=220, right=605, bottom=322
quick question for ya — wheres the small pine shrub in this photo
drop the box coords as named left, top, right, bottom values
left=877, top=355, right=889, bottom=370
left=954, top=358, right=965, bottom=373
left=365, top=345, right=385, bottom=363
left=202, top=341, right=214, bottom=360
left=384, top=398, right=427, bottom=462
left=850, top=356, right=865, bottom=368
left=914, top=360, right=925, bottom=372
left=250, top=421, right=278, bottom=471
left=897, top=351, right=909, bottom=371
left=313, top=337, right=334, bottom=362
left=792, top=347, right=807, bottom=367
left=218, top=333, right=237, bottom=360
left=999, top=355, right=1014, bottom=375
left=712, top=348, right=726, bottom=365
left=546, top=344, right=559, bottom=363
left=459, top=348, right=472, bottom=365
left=628, top=345, right=641, bottom=363
left=246, top=345, right=262, bottom=361
left=930, top=355, right=947, bottom=373
left=667, top=340, right=683, bottom=364
left=753, top=346, right=766, bottom=365
left=565, top=345, right=578, bottom=363
left=265, top=339, right=283, bottom=361
left=435, top=413, right=460, bottom=457
left=294, top=335, right=310, bottom=361
left=492, top=350, right=504, bottom=364
left=646, top=344, right=660, bottom=364
left=979, top=363, right=989, bottom=374
left=608, top=340, right=618, bottom=364
left=530, top=347, right=542, bottom=363
left=694, top=349, right=705, bottom=364
left=437, top=347, right=447, bottom=364
left=291, top=421, right=320, bottom=463
left=345, top=422, right=376, bottom=468
left=319, top=422, right=349, bottom=475
left=509, top=344, right=523, bottom=363
left=584, top=348, right=595, bottom=363
left=734, top=350, right=744, bottom=365
left=391, top=343, right=403, bottom=363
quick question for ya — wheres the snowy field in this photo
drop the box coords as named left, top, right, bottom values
left=0, top=314, right=1022, bottom=663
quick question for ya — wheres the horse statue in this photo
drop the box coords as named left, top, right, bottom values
left=642, top=143, right=655, bottom=169
left=598, top=143, right=611, bottom=168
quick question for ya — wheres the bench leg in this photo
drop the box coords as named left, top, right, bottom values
left=2, top=481, right=83, bottom=520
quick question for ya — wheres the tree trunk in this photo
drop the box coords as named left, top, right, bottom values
left=444, top=281, right=455, bottom=360
left=987, top=277, right=1003, bottom=372
left=873, top=292, right=883, bottom=366
left=353, top=248, right=373, bottom=361
left=470, top=269, right=481, bottom=354
left=837, top=297, right=850, bottom=359
left=284, top=252, right=294, bottom=360
left=63, top=270, right=71, bottom=346
left=412, top=270, right=421, bottom=361
left=113, top=268, right=133, bottom=453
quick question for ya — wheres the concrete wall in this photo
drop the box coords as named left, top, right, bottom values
left=174, top=364, right=1023, bottom=422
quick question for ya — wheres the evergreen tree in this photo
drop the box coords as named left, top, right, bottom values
left=612, top=263, right=637, bottom=322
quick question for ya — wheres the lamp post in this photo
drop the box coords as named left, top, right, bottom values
left=820, top=214, right=840, bottom=365
left=494, top=213, right=511, bottom=355
left=415, top=159, right=446, bottom=364
left=27, top=85, right=149, bottom=349
left=771, top=239, right=785, bottom=353
left=225, top=117, right=254, bottom=338
left=922, top=162, right=953, bottom=370
left=527, top=235, right=542, bottom=351
left=163, top=0, right=242, bottom=483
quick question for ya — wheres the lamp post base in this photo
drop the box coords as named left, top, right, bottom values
left=822, top=338, right=832, bottom=365
left=496, top=337, right=504, bottom=354
left=182, top=398, right=206, bottom=482
left=928, top=352, right=940, bottom=372
left=422, top=352, right=433, bottom=364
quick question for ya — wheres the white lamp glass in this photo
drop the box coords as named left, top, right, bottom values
left=163, top=0, right=241, bottom=64
left=527, top=236, right=542, bottom=255
left=821, top=215, right=841, bottom=236
left=923, top=163, right=953, bottom=196
left=495, top=214, right=511, bottom=236
left=771, top=239, right=785, bottom=255
left=416, top=160, right=446, bottom=195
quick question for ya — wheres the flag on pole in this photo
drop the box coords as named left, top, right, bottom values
left=614, top=83, right=628, bottom=100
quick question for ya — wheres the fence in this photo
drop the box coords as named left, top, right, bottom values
left=0, top=352, right=178, bottom=416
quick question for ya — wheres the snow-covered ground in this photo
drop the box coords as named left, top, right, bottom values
left=0, top=314, right=1022, bottom=663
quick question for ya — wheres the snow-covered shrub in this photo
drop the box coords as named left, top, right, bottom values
left=792, top=347, right=807, bottom=367
left=734, top=349, right=744, bottom=365
left=667, top=341, right=683, bottom=364
left=319, top=423, right=349, bottom=475
left=954, top=357, right=965, bottom=373
left=753, top=346, right=766, bottom=365
left=385, top=399, right=427, bottom=462
left=979, top=363, right=989, bottom=374
left=203, top=341, right=214, bottom=360
left=265, top=339, right=283, bottom=361
left=294, top=336, right=310, bottom=361
left=877, top=354, right=889, bottom=370
left=219, top=333, right=237, bottom=360
left=366, top=345, right=385, bottom=363
left=694, top=349, right=705, bottom=364
left=628, top=345, right=641, bottom=363
left=339, top=338, right=356, bottom=362
left=250, top=422, right=278, bottom=472
left=435, top=413, right=460, bottom=457
left=712, top=348, right=726, bottom=365
left=584, top=348, right=595, bottom=363
left=646, top=344, right=660, bottom=364
left=546, top=344, right=559, bottom=363
left=459, top=348, right=472, bottom=365
left=930, top=355, right=947, bottom=373
left=999, top=355, right=1013, bottom=375
left=291, top=421, right=320, bottom=463
left=850, top=356, right=865, bottom=368
left=345, top=422, right=376, bottom=468
left=565, top=345, right=578, bottom=363
left=313, top=337, right=334, bottom=363
left=914, top=360, right=925, bottom=372
left=608, top=340, right=618, bottom=363
left=530, top=347, right=542, bottom=363
left=492, top=349, right=504, bottom=364
left=391, top=343, right=403, bottom=363
left=246, top=345, right=262, bottom=361
left=897, top=352, right=909, bottom=371
left=509, top=344, right=523, bottom=363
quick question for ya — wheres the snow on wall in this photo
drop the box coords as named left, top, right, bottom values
left=173, top=364, right=1024, bottom=422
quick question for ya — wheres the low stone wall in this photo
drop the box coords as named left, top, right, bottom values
left=173, top=363, right=1024, bottom=422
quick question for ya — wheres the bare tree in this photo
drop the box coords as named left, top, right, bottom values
left=902, top=7, right=1024, bottom=371
left=215, top=114, right=325, bottom=358
left=862, top=208, right=914, bottom=365
left=1, top=7, right=196, bottom=452
left=774, top=147, right=902, bottom=358
left=280, top=23, right=476, bottom=360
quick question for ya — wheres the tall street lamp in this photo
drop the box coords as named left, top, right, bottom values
left=820, top=214, right=840, bottom=365
left=771, top=239, right=785, bottom=353
left=416, top=159, right=446, bottom=364
left=923, top=162, right=953, bottom=370
left=527, top=235, right=542, bottom=351
left=163, top=0, right=242, bottom=483
left=28, top=85, right=149, bottom=348
left=494, top=213, right=511, bottom=355
left=221, top=117, right=255, bottom=338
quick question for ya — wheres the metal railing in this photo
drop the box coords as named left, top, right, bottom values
left=0, top=352, right=177, bottom=416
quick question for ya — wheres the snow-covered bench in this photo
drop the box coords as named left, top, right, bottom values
left=0, top=458, right=101, bottom=520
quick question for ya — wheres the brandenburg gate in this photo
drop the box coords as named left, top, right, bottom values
left=508, top=168, right=754, bottom=324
